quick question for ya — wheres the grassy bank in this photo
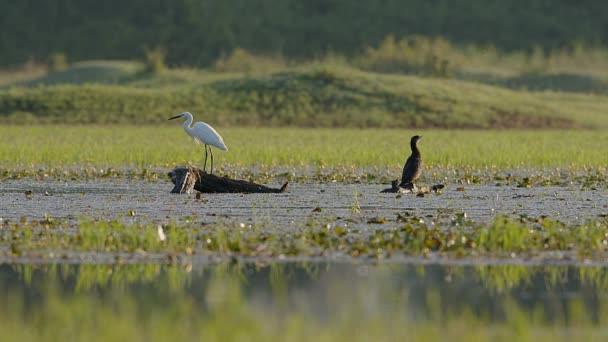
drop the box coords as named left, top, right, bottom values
left=2, top=65, right=608, bottom=128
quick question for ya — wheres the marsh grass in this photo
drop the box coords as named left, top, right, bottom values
left=2, top=126, right=607, bottom=169
left=4, top=213, right=608, bottom=262
left=1, top=127, right=607, bottom=186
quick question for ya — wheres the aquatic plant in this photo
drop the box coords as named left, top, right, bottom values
left=1, top=127, right=606, bottom=187
left=3, top=215, right=608, bottom=263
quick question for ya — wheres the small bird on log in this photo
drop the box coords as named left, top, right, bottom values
left=169, top=112, right=228, bottom=174
left=400, top=135, right=423, bottom=188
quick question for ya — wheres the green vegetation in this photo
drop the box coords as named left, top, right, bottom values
left=142, top=47, right=167, bottom=75
left=47, top=52, right=68, bottom=73
left=2, top=2, right=607, bottom=337
left=2, top=3, right=607, bottom=134
left=2, top=1, right=608, bottom=67
left=2, top=65, right=608, bottom=128
left=3, top=214, right=608, bottom=261
left=4, top=60, right=143, bottom=87
left=1, top=127, right=606, bottom=181
left=355, top=35, right=608, bottom=94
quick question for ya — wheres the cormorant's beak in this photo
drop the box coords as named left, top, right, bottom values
left=168, top=115, right=182, bottom=120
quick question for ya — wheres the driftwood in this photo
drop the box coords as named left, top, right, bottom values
left=168, top=166, right=288, bottom=194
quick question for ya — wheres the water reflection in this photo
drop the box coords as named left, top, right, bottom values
left=1, top=263, right=608, bottom=341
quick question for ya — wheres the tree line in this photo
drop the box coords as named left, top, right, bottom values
left=1, top=0, right=605, bottom=67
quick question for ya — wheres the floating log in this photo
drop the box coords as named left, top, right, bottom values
left=168, top=166, right=288, bottom=194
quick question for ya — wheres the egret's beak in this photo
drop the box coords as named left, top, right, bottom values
left=168, top=114, right=182, bottom=120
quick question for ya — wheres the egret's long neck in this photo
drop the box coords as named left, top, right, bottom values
left=183, top=113, right=194, bottom=129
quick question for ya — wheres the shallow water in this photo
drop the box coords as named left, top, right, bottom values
left=1, top=262, right=608, bottom=341
left=2, top=179, right=608, bottom=339
left=1, top=179, right=606, bottom=229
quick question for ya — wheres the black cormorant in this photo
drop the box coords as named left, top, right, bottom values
left=399, top=135, right=423, bottom=188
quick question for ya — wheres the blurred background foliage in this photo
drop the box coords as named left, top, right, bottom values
left=1, top=0, right=606, bottom=68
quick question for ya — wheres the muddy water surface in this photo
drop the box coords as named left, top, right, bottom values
left=1, top=180, right=606, bottom=229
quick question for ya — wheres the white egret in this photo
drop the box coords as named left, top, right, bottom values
left=169, top=112, right=228, bottom=174
left=157, top=225, right=166, bottom=242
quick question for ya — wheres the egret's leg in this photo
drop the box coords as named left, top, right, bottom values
left=210, top=148, right=215, bottom=174
left=203, top=145, right=208, bottom=173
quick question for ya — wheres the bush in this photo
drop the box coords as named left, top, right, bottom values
left=143, top=46, right=167, bottom=74
left=354, top=35, right=456, bottom=77
left=48, top=52, right=68, bottom=73
left=213, top=48, right=285, bottom=73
